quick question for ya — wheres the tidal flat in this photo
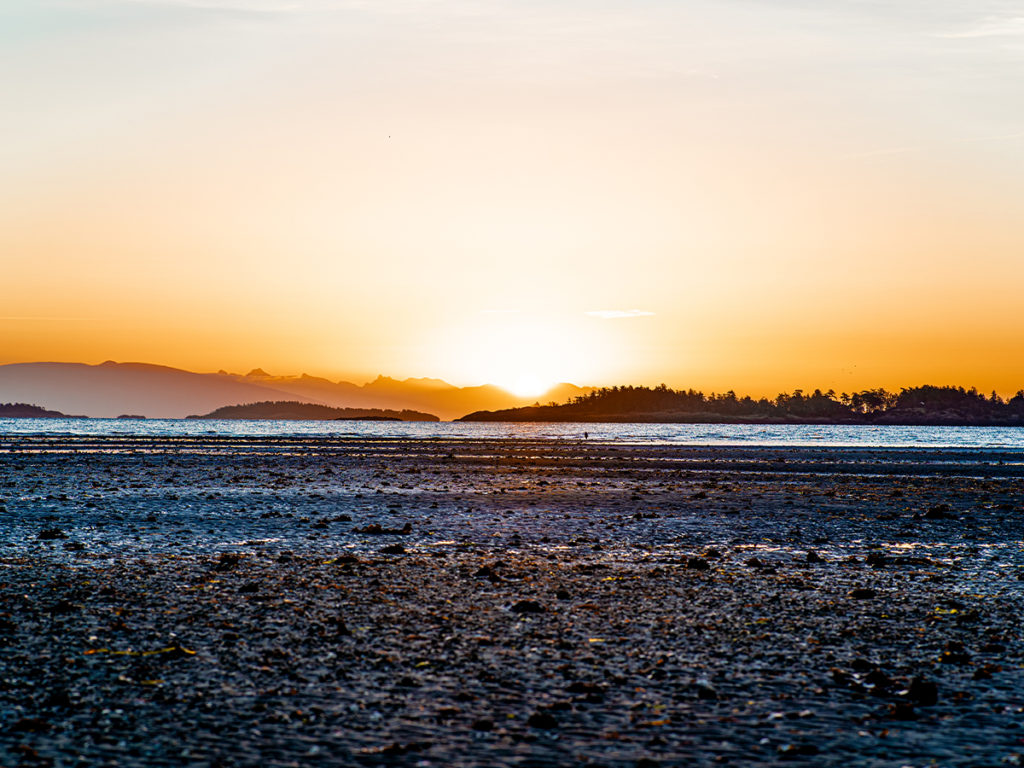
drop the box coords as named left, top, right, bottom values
left=1, top=436, right=1023, bottom=767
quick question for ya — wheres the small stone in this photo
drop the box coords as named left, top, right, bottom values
left=940, top=641, right=970, bottom=664
left=778, top=744, right=818, bottom=756
left=47, top=599, right=76, bottom=615
left=10, top=717, right=51, bottom=733
left=864, top=669, right=893, bottom=693
left=527, top=711, right=558, bottom=729
left=695, top=684, right=718, bottom=700
left=566, top=681, right=604, bottom=695
left=356, top=522, right=412, bottom=535
left=331, top=617, right=351, bottom=636
left=805, top=550, right=823, bottom=564
left=510, top=600, right=545, bottom=614
left=850, top=588, right=877, bottom=599
left=908, top=677, right=938, bottom=706
left=44, top=689, right=72, bottom=708
left=474, top=565, right=501, bottom=583
left=686, top=557, right=710, bottom=571
left=214, top=553, right=242, bottom=571
left=830, top=668, right=854, bottom=686
left=888, top=702, right=917, bottom=721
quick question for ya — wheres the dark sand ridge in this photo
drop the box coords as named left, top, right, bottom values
left=1, top=436, right=1022, bottom=766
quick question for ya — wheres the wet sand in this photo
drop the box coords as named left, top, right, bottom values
left=1, top=436, right=1023, bottom=766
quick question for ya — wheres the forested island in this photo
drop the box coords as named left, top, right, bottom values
left=188, top=400, right=439, bottom=421
left=459, top=385, right=1024, bottom=425
left=0, top=403, right=73, bottom=418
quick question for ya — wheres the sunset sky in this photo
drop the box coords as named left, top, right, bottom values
left=4, top=1, right=1024, bottom=396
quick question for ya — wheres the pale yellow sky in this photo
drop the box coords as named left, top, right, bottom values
left=3, top=1, right=1024, bottom=395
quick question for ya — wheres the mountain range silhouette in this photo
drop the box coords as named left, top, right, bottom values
left=0, top=361, right=592, bottom=420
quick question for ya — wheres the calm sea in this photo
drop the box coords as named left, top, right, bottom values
left=2, top=417, right=1024, bottom=448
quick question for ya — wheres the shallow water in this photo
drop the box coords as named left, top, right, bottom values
left=4, top=417, right=1024, bottom=448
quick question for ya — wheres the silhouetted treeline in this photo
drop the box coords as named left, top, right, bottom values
left=0, top=402, right=69, bottom=418
left=459, top=385, right=1024, bottom=425
left=186, top=400, right=440, bottom=422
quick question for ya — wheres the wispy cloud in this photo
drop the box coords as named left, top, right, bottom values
left=479, top=308, right=521, bottom=315
left=845, top=129, right=1024, bottom=160
left=936, top=16, right=1024, bottom=38
left=58, top=0, right=362, bottom=13
left=0, top=316, right=70, bottom=321
left=64, top=0, right=497, bottom=14
left=586, top=309, right=655, bottom=320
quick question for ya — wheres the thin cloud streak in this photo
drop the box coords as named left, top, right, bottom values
left=55, top=0, right=305, bottom=11
left=586, top=309, right=655, bottom=320
left=844, top=129, right=1024, bottom=160
left=62, top=0, right=504, bottom=15
left=934, top=15, right=1024, bottom=38
left=0, top=316, right=78, bottom=321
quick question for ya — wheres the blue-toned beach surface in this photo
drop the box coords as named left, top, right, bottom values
left=1, top=431, right=1022, bottom=766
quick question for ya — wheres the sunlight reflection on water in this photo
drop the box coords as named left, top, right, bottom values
left=3, top=417, right=1024, bottom=448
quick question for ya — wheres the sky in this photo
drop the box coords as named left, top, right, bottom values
left=3, top=0, right=1024, bottom=396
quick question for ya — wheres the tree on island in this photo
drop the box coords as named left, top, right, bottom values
left=461, top=384, right=1024, bottom=425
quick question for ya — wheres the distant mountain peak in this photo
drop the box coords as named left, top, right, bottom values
left=367, top=374, right=455, bottom=391
left=0, top=361, right=314, bottom=419
left=97, top=361, right=190, bottom=374
left=403, top=376, right=455, bottom=388
left=0, top=360, right=594, bottom=420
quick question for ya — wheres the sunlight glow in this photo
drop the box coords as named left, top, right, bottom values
left=416, top=312, right=611, bottom=394
left=499, top=373, right=553, bottom=399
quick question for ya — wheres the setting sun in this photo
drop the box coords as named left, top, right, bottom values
left=412, top=311, right=615, bottom=395
left=498, top=373, right=552, bottom=399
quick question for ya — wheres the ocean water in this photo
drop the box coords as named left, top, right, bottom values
left=2, top=417, right=1024, bottom=448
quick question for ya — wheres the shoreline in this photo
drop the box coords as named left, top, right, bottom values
left=9, top=413, right=1024, bottom=427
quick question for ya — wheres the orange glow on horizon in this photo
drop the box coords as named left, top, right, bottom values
left=3, top=2, right=1024, bottom=395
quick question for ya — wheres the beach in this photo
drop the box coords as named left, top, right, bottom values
left=1, top=435, right=1022, bottom=766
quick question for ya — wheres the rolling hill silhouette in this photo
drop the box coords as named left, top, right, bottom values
left=234, top=369, right=591, bottom=421
left=0, top=362, right=592, bottom=420
left=0, top=362, right=310, bottom=419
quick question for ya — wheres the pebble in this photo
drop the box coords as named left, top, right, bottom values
left=850, top=588, right=877, bottom=599
left=509, top=600, right=546, bottom=614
